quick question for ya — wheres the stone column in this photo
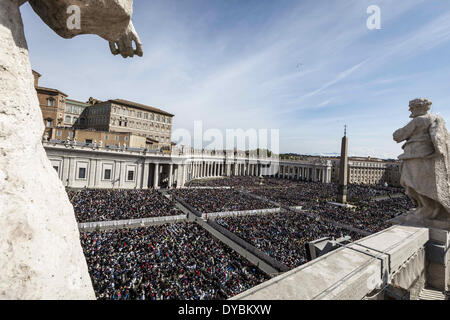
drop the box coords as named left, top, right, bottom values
left=168, top=164, right=173, bottom=188
left=88, top=159, right=96, bottom=188
left=182, top=164, right=187, bottom=187
left=153, top=163, right=159, bottom=189
left=142, top=162, right=149, bottom=189
left=176, top=164, right=182, bottom=188
left=68, top=157, right=76, bottom=187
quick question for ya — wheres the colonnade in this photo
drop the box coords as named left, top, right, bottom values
left=274, top=164, right=332, bottom=183
left=186, top=161, right=264, bottom=181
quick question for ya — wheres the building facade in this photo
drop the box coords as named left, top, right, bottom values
left=78, top=99, right=174, bottom=149
left=34, top=71, right=174, bottom=150
left=34, top=70, right=68, bottom=139
left=329, top=157, right=401, bottom=186
left=64, top=99, right=90, bottom=127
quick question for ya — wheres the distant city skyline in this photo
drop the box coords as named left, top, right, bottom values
left=21, top=0, right=450, bottom=159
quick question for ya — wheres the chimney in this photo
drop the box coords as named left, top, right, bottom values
left=32, top=70, right=41, bottom=87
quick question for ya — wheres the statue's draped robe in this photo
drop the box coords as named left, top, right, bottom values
left=394, top=114, right=450, bottom=215
left=0, top=0, right=133, bottom=299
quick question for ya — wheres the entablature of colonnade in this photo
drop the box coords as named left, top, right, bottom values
left=280, top=159, right=332, bottom=168
left=44, top=142, right=280, bottom=165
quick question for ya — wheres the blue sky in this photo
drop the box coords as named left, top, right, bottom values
left=21, top=0, right=450, bottom=159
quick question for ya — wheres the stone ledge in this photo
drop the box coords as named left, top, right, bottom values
left=231, top=225, right=428, bottom=300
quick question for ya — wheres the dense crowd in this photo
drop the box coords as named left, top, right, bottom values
left=216, top=211, right=362, bottom=269
left=70, top=177, right=414, bottom=300
left=186, top=176, right=301, bottom=188
left=304, top=197, right=415, bottom=233
left=68, top=189, right=183, bottom=223
left=347, top=184, right=404, bottom=201
left=169, top=188, right=276, bottom=213
left=249, top=182, right=338, bottom=206
left=81, top=222, right=269, bottom=300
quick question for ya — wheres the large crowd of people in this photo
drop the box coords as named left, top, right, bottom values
left=303, top=197, right=415, bottom=233
left=80, top=222, right=269, bottom=300
left=169, top=188, right=275, bottom=213
left=216, top=211, right=362, bottom=269
left=347, top=184, right=404, bottom=202
left=70, top=176, right=415, bottom=300
left=249, top=182, right=338, bottom=206
left=68, top=189, right=183, bottom=223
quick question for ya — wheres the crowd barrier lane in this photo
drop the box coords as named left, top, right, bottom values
left=185, top=186, right=232, bottom=189
left=78, top=214, right=188, bottom=231
left=207, top=219, right=289, bottom=273
left=202, top=207, right=280, bottom=220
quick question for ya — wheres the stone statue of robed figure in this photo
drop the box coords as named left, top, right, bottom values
left=0, top=0, right=142, bottom=299
left=393, top=98, right=450, bottom=224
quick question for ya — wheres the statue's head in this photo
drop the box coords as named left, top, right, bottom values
left=409, top=98, right=431, bottom=118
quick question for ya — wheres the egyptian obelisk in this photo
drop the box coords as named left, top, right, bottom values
left=337, top=126, right=348, bottom=203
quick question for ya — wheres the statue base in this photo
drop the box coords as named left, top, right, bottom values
left=390, top=210, right=450, bottom=292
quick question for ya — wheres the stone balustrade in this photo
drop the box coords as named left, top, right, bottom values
left=232, top=225, right=430, bottom=300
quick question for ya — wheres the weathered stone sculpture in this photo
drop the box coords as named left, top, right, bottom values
left=393, top=98, right=450, bottom=225
left=0, top=0, right=142, bottom=299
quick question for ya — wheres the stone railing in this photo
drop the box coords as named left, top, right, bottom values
left=232, top=225, right=429, bottom=300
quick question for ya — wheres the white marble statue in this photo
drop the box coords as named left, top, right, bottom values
left=393, top=98, right=450, bottom=221
left=0, top=0, right=142, bottom=299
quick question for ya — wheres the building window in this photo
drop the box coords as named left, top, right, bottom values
left=45, top=119, right=52, bottom=128
left=127, top=170, right=134, bottom=181
left=68, top=131, right=73, bottom=137
left=47, top=98, right=55, bottom=107
left=65, top=115, right=71, bottom=123
left=78, top=167, right=86, bottom=179
left=56, top=130, right=62, bottom=137
left=125, top=136, right=128, bottom=141
left=115, top=136, right=119, bottom=141
left=105, top=135, right=109, bottom=140
left=144, top=113, right=148, bottom=119
left=104, top=169, right=111, bottom=180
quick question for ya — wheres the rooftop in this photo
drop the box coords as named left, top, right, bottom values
left=109, top=99, right=174, bottom=117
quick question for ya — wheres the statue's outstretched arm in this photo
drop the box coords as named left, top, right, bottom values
left=28, top=0, right=142, bottom=58
left=393, top=120, right=416, bottom=143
